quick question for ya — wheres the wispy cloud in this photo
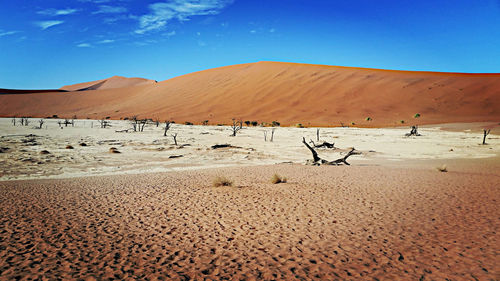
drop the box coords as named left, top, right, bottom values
left=35, top=21, right=64, bottom=30
left=165, top=31, right=176, bottom=37
left=97, top=39, right=114, bottom=44
left=37, top=8, right=78, bottom=16
left=0, top=30, right=19, bottom=37
left=93, top=5, right=128, bottom=14
left=135, top=0, right=233, bottom=34
left=77, top=43, right=92, bottom=47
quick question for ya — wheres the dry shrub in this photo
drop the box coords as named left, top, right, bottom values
left=39, top=150, right=50, bottom=155
left=436, top=165, right=447, bottom=172
left=271, top=173, right=287, bottom=184
left=65, top=145, right=74, bottom=149
left=109, top=147, right=121, bottom=154
left=213, top=176, right=233, bottom=187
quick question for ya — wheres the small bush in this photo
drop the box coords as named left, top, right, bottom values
left=251, top=121, right=258, bottom=126
left=296, top=123, right=304, bottom=128
left=400, top=120, right=405, bottom=124
left=185, top=122, right=193, bottom=125
left=414, top=113, right=421, bottom=118
left=109, top=147, right=121, bottom=153
left=271, top=174, right=287, bottom=184
left=272, top=121, right=281, bottom=127
left=65, top=145, right=74, bottom=149
left=365, top=117, right=372, bottom=121
left=351, top=122, right=356, bottom=125
left=244, top=121, right=251, bottom=126
left=213, top=176, right=233, bottom=187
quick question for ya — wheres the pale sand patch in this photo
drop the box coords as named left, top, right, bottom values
left=0, top=164, right=498, bottom=280
left=1, top=118, right=499, bottom=181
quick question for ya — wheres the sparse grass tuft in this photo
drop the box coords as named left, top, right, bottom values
left=213, top=176, right=233, bottom=187
left=365, top=117, right=372, bottom=121
left=414, top=113, right=421, bottom=118
left=271, top=173, right=287, bottom=184
left=436, top=165, right=447, bottom=172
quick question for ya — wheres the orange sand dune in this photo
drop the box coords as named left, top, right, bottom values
left=0, top=61, right=499, bottom=126
left=60, top=75, right=156, bottom=91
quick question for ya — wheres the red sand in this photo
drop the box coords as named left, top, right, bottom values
left=0, top=164, right=498, bottom=280
left=0, top=62, right=499, bottom=126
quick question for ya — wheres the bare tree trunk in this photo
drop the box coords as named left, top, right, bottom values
left=483, top=129, right=491, bottom=145
left=271, top=128, right=275, bottom=142
left=317, top=128, right=320, bottom=142
left=38, top=119, right=44, bottom=129
left=172, top=133, right=178, bottom=145
left=264, top=131, right=267, bottom=141
left=164, top=121, right=172, bottom=136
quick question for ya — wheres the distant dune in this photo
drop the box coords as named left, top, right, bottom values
left=60, top=76, right=156, bottom=91
left=0, top=61, right=499, bottom=126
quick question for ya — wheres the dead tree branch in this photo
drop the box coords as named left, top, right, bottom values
left=302, top=137, right=360, bottom=165
left=482, top=129, right=491, bottom=145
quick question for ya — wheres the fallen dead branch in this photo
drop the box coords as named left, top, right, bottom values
left=302, top=137, right=360, bottom=166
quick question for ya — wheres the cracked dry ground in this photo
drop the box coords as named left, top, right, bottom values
left=0, top=165, right=498, bottom=280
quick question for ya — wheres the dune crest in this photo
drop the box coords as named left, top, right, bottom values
left=60, top=76, right=156, bottom=91
left=0, top=61, right=499, bottom=126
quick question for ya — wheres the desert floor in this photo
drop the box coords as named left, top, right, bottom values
left=0, top=118, right=499, bottom=280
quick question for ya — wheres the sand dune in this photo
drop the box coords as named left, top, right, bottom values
left=60, top=75, right=156, bottom=91
left=0, top=62, right=499, bottom=126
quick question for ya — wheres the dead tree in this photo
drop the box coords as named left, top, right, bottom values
left=317, top=128, right=320, bottom=142
left=131, top=116, right=139, bottom=132
left=11, top=117, right=16, bottom=126
left=405, top=125, right=421, bottom=137
left=270, top=128, right=275, bottom=142
left=482, top=129, right=491, bottom=145
left=139, top=119, right=147, bottom=132
left=164, top=121, right=172, bottom=136
left=64, top=119, right=71, bottom=127
left=38, top=119, right=44, bottom=129
left=98, top=118, right=109, bottom=128
left=263, top=131, right=267, bottom=141
left=230, top=118, right=241, bottom=136
left=172, top=133, right=178, bottom=145
left=302, top=137, right=360, bottom=165
left=72, top=115, right=76, bottom=127
left=20, top=117, right=29, bottom=126
left=309, top=139, right=335, bottom=149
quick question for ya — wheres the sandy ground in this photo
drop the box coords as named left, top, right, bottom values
left=1, top=118, right=499, bottom=181
left=1, top=118, right=499, bottom=280
left=0, top=164, right=499, bottom=280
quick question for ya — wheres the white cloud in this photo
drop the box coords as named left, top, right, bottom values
left=0, top=30, right=19, bottom=37
left=77, top=43, right=92, bottom=47
left=269, top=28, right=276, bottom=33
left=250, top=30, right=256, bottom=34
left=35, top=21, right=64, bottom=30
left=38, top=8, right=78, bottom=16
left=97, top=39, right=114, bottom=44
left=135, top=0, right=233, bottom=34
left=165, top=31, right=176, bottom=37
left=93, top=5, right=128, bottom=14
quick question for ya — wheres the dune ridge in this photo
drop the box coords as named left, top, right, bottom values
left=0, top=61, right=499, bottom=126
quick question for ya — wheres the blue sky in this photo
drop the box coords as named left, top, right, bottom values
left=1, top=0, right=499, bottom=89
